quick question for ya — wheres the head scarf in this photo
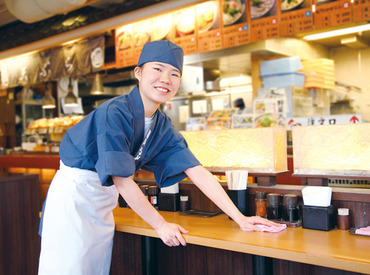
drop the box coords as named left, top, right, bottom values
left=137, top=40, right=184, bottom=74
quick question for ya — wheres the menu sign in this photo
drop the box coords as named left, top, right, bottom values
left=250, top=0, right=279, bottom=42
left=221, top=0, right=250, bottom=49
left=280, top=0, right=314, bottom=36
left=352, top=0, right=370, bottom=22
left=286, top=114, right=362, bottom=130
left=173, top=7, right=197, bottom=55
left=314, top=0, right=352, bottom=30
left=115, top=19, right=152, bottom=68
left=196, top=1, right=223, bottom=53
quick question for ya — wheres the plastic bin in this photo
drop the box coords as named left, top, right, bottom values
left=262, top=72, right=305, bottom=88
left=260, top=56, right=303, bottom=76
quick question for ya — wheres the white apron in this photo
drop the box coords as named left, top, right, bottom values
left=38, top=161, right=119, bottom=275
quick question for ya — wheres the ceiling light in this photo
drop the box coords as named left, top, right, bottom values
left=90, top=73, right=104, bottom=95
left=341, top=35, right=370, bottom=48
left=303, top=24, right=370, bottom=41
left=42, top=83, right=56, bottom=109
left=64, top=78, right=78, bottom=107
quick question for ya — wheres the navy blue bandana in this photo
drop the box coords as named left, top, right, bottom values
left=137, top=40, right=184, bottom=74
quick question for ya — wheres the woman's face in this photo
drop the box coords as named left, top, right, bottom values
left=135, top=61, right=181, bottom=106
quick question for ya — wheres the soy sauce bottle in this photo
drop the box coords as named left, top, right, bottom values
left=266, top=193, right=282, bottom=220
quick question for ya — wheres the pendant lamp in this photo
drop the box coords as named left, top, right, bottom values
left=64, top=78, right=78, bottom=107
left=42, top=82, right=56, bottom=109
left=90, top=73, right=104, bottom=95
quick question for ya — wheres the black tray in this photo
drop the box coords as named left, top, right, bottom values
left=179, top=210, right=221, bottom=218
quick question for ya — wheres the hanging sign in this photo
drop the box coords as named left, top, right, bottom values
left=173, top=6, right=198, bottom=55
left=115, top=19, right=152, bottom=69
left=352, top=0, right=370, bottom=22
left=286, top=114, right=362, bottom=130
left=279, top=0, right=314, bottom=36
left=250, top=0, right=280, bottom=42
left=314, top=0, right=352, bottom=30
left=220, top=0, right=250, bottom=49
left=0, top=36, right=105, bottom=88
left=196, top=1, right=223, bottom=53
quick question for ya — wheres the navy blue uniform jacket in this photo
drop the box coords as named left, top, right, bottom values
left=59, top=85, right=201, bottom=187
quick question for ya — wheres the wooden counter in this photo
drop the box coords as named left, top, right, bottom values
left=113, top=207, right=370, bottom=274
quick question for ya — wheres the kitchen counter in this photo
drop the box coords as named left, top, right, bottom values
left=113, top=207, right=370, bottom=274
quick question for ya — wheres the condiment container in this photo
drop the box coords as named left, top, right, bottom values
left=283, top=194, right=299, bottom=222
left=139, top=184, right=149, bottom=200
left=337, top=208, right=350, bottom=230
left=180, top=196, right=189, bottom=212
left=255, top=191, right=267, bottom=218
left=266, top=193, right=282, bottom=220
left=148, top=186, right=159, bottom=209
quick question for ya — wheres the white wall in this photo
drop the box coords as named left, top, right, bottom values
left=330, top=46, right=370, bottom=122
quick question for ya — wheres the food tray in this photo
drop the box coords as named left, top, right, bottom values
left=180, top=210, right=221, bottom=218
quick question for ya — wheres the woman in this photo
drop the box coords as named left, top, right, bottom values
left=38, top=40, right=280, bottom=275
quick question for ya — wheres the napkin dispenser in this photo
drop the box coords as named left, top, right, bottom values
left=302, top=186, right=334, bottom=231
left=158, top=183, right=180, bottom=212
left=302, top=205, right=334, bottom=231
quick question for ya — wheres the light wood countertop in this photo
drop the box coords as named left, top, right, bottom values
left=113, top=207, right=370, bottom=274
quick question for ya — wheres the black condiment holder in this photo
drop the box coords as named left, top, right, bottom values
left=302, top=205, right=335, bottom=231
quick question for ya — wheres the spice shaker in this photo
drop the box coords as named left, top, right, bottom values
left=337, top=208, right=350, bottom=230
left=148, top=186, right=159, bottom=209
left=283, top=194, right=299, bottom=222
left=255, top=191, right=267, bottom=218
left=266, top=193, right=282, bottom=220
left=180, top=196, right=189, bottom=212
left=139, top=184, right=149, bottom=200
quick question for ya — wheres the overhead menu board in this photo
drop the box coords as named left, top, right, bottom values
left=115, top=0, right=364, bottom=70
left=196, top=1, right=223, bottom=53
left=314, top=0, right=352, bottom=30
left=250, top=0, right=280, bottom=42
left=279, top=0, right=314, bottom=36
left=220, top=0, right=250, bottom=49
left=173, top=6, right=198, bottom=55
left=352, top=0, right=370, bottom=22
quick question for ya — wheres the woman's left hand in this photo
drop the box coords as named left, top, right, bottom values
left=236, top=216, right=281, bottom=232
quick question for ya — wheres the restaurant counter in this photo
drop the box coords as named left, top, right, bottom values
left=111, top=208, right=370, bottom=275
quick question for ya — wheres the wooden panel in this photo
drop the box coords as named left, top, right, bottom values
left=272, top=259, right=363, bottom=275
left=0, top=154, right=60, bottom=169
left=110, top=232, right=142, bottom=275
left=0, top=174, right=41, bottom=275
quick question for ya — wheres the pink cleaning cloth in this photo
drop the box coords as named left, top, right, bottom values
left=255, top=223, right=287, bottom=233
left=355, top=226, right=370, bottom=236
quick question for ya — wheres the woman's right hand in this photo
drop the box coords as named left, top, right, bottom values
left=155, top=221, right=188, bottom=247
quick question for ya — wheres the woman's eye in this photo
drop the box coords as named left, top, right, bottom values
left=172, top=73, right=180, bottom=78
left=154, top=67, right=161, bottom=72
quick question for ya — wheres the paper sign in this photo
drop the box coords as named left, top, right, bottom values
left=179, top=105, right=190, bottom=123
left=280, top=0, right=314, bottom=36
left=173, top=7, right=198, bottom=55
left=221, top=0, right=250, bottom=48
left=250, top=0, right=279, bottom=42
left=192, top=100, right=208, bottom=114
left=196, top=1, right=223, bottom=53
left=286, top=114, right=362, bottom=130
left=315, top=0, right=352, bottom=30
left=352, top=0, right=370, bottom=22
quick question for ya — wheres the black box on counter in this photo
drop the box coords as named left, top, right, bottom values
left=302, top=205, right=334, bottom=231
left=158, top=193, right=180, bottom=212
